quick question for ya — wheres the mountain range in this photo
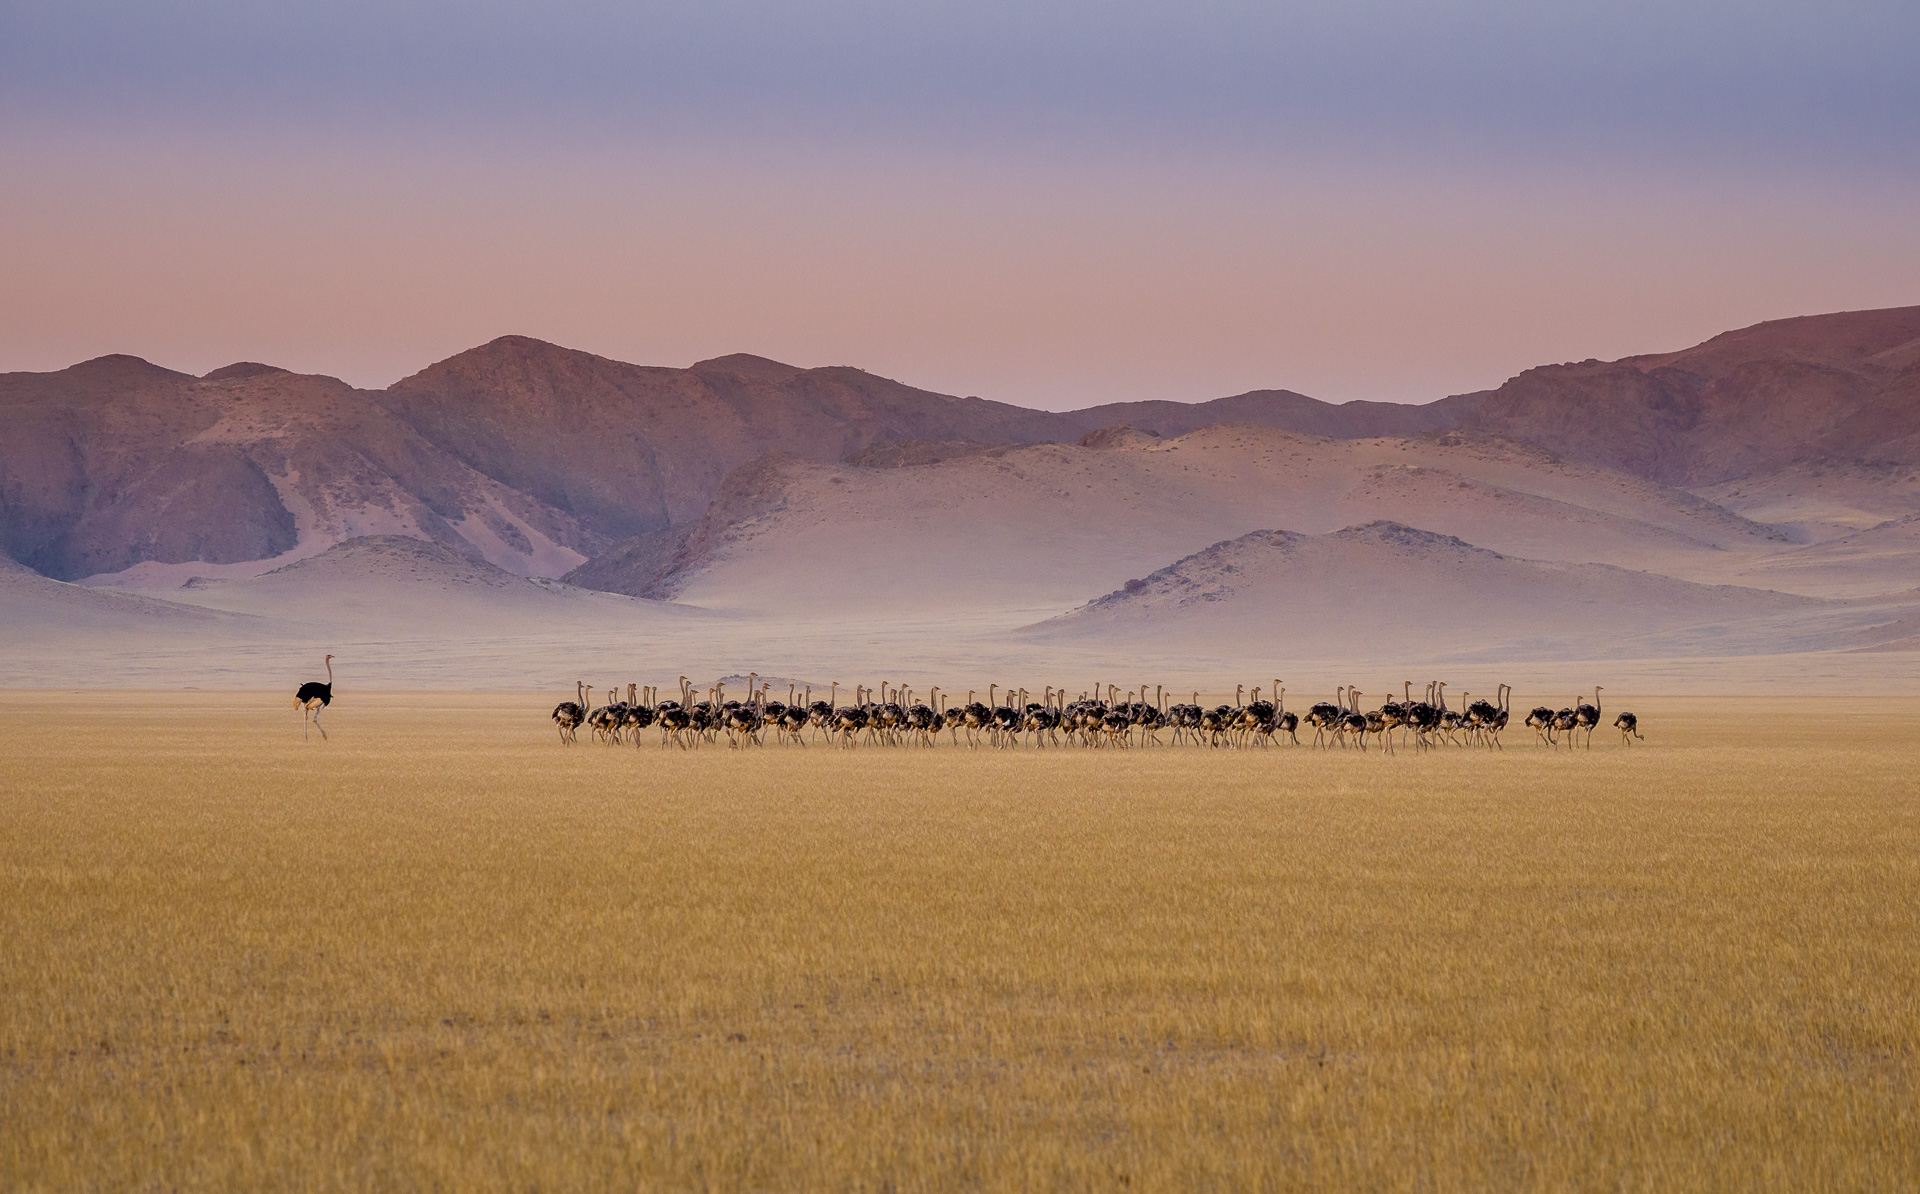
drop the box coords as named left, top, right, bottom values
left=3, top=304, right=1917, bottom=689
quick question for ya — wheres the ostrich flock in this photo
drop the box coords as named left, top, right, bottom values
left=548, top=676, right=1644, bottom=752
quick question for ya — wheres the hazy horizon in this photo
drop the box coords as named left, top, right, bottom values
left=4, top=1, right=1917, bottom=409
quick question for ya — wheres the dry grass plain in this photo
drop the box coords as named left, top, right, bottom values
left=3, top=691, right=1917, bottom=1192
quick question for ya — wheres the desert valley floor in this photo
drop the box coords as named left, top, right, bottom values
left=3, top=692, right=1915, bottom=1190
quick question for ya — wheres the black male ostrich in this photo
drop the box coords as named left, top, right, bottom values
left=1552, top=702, right=1579, bottom=748
left=1526, top=704, right=1559, bottom=747
left=295, top=654, right=334, bottom=740
left=1272, top=685, right=1300, bottom=746
left=1614, top=711, right=1643, bottom=744
left=1306, top=689, right=1345, bottom=749
left=1574, top=687, right=1603, bottom=749
left=552, top=680, right=586, bottom=744
left=1471, top=683, right=1511, bottom=750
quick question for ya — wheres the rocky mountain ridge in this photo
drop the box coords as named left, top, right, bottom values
left=2, top=305, right=1915, bottom=589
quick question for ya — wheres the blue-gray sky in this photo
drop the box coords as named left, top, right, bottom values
left=3, top=1, right=1916, bottom=405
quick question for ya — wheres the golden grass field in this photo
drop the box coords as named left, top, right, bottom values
left=3, top=690, right=1917, bottom=1192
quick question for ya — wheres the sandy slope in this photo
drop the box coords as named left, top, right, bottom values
left=154, top=537, right=726, bottom=654
left=0, top=550, right=279, bottom=637
left=1692, top=463, right=1920, bottom=540
left=3, top=538, right=725, bottom=690
left=1019, top=522, right=1918, bottom=664
left=1728, top=515, right=1920, bottom=599
left=4, top=453, right=1913, bottom=691
left=655, top=425, right=1821, bottom=620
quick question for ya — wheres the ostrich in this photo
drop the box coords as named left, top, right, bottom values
left=832, top=700, right=868, bottom=747
left=1614, top=710, right=1643, bottom=744
left=1491, top=683, right=1512, bottom=748
left=1237, top=686, right=1275, bottom=748
left=1339, top=687, right=1369, bottom=750
left=1197, top=701, right=1231, bottom=748
left=1526, top=702, right=1559, bottom=747
left=1307, top=689, right=1345, bottom=748
left=295, top=654, right=334, bottom=740
left=1430, top=682, right=1468, bottom=745
left=905, top=694, right=938, bottom=747
left=1168, top=692, right=1198, bottom=746
left=552, top=680, right=586, bottom=744
left=808, top=683, right=839, bottom=744
left=1552, top=702, right=1579, bottom=748
left=777, top=699, right=811, bottom=745
left=990, top=685, right=1024, bottom=747
left=1464, top=687, right=1499, bottom=747
left=1131, top=685, right=1164, bottom=747
left=625, top=686, right=657, bottom=744
left=587, top=683, right=624, bottom=743
left=1574, top=687, right=1603, bottom=749
left=1271, top=684, right=1300, bottom=745
left=1468, top=684, right=1510, bottom=750
left=960, top=690, right=991, bottom=748
left=1375, top=684, right=1407, bottom=748
left=1406, top=681, right=1441, bottom=751
left=1364, top=704, right=1395, bottom=754
left=723, top=699, right=764, bottom=749
left=657, top=696, right=693, bottom=749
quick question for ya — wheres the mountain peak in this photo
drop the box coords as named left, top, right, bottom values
left=386, top=335, right=613, bottom=393
left=690, top=353, right=805, bottom=382
left=203, top=362, right=290, bottom=381
left=60, top=354, right=194, bottom=383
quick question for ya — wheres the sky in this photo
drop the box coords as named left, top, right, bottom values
left=2, top=1, right=1917, bottom=408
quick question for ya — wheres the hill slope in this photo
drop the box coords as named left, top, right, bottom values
left=0, top=357, right=604, bottom=582
left=630, top=425, right=1800, bottom=617
left=1022, top=522, right=1916, bottom=663
left=1465, top=305, right=1920, bottom=487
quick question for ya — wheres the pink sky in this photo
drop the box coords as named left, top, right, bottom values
left=4, top=3, right=1917, bottom=408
